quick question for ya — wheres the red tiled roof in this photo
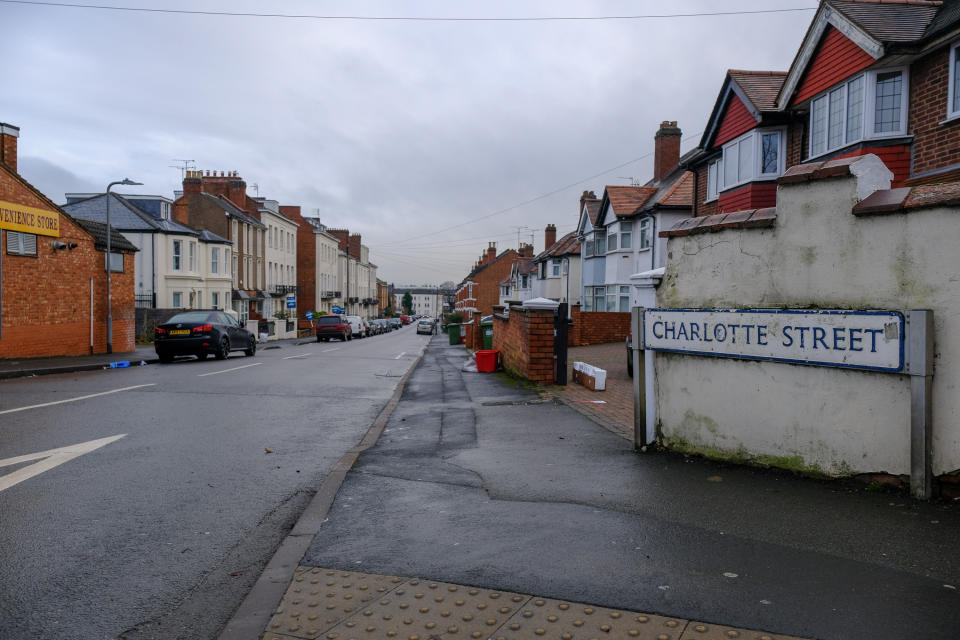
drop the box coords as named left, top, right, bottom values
left=728, top=70, right=787, bottom=112
left=535, top=231, right=581, bottom=261
left=606, top=186, right=657, bottom=217
left=656, top=171, right=695, bottom=208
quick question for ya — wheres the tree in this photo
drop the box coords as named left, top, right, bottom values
left=402, top=291, right=413, bottom=314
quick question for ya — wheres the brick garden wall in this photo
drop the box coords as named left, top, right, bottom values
left=569, top=305, right=630, bottom=346
left=492, top=305, right=554, bottom=384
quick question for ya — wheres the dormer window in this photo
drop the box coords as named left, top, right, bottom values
left=719, top=127, right=785, bottom=191
left=808, top=68, right=908, bottom=159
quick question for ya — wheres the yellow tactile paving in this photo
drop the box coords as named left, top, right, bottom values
left=264, top=567, right=407, bottom=639
left=491, top=597, right=684, bottom=640
left=261, top=567, right=811, bottom=640
left=319, top=578, right=530, bottom=640
left=678, top=622, right=808, bottom=640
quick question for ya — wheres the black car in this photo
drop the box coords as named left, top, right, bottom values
left=155, top=310, right=256, bottom=362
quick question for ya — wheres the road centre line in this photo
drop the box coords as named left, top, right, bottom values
left=394, top=352, right=406, bottom=359
left=197, top=363, right=262, bottom=377
left=0, top=384, right=155, bottom=416
left=321, top=348, right=340, bottom=353
left=0, top=434, right=126, bottom=493
left=283, top=353, right=312, bottom=360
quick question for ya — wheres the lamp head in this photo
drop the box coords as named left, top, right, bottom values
left=120, top=178, right=143, bottom=186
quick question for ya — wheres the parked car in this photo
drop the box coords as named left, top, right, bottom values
left=315, top=314, right=351, bottom=342
left=155, top=310, right=256, bottom=362
left=388, top=318, right=402, bottom=330
left=416, top=318, right=435, bottom=335
left=373, top=319, right=390, bottom=333
left=361, top=318, right=373, bottom=336
left=346, top=315, right=365, bottom=338
left=400, top=315, right=410, bottom=325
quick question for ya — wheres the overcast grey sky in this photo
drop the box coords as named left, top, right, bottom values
left=3, top=0, right=816, bottom=284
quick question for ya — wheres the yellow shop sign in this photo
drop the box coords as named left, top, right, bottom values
left=0, top=200, right=60, bottom=237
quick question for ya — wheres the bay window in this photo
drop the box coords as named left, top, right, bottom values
left=808, top=68, right=907, bottom=158
left=606, top=226, right=618, bottom=252
left=706, top=159, right=720, bottom=201
left=584, top=234, right=594, bottom=257
left=619, top=222, right=632, bottom=249
left=639, top=218, right=652, bottom=250
left=720, top=127, right=783, bottom=190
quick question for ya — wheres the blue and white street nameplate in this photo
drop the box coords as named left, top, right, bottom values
left=643, top=309, right=904, bottom=372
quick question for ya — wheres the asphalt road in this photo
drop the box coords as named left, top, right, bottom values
left=0, top=325, right=428, bottom=640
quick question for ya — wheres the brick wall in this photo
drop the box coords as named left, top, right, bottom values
left=910, top=45, right=960, bottom=178
left=474, top=250, right=516, bottom=318
left=285, top=206, right=317, bottom=316
left=569, top=305, right=630, bottom=346
left=694, top=166, right=718, bottom=217
left=492, top=305, right=555, bottom=384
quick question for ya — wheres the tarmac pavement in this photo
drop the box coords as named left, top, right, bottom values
left=234, top=335, right=960, bottom=640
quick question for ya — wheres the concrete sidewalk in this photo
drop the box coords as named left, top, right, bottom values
left=232, top=336, right=960, bottom=640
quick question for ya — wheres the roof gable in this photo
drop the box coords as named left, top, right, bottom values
left=714, top=94, right=759, bottom=147
left=778, top=2, right=885, bottom=109
left=792, top=24, right=877, bottom=105
left=700, top=71, right=786, bottom=150
left=598, top=186, right=657, bottom=226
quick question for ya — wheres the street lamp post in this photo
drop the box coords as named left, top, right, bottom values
left=105, top=178, right=142, bottom=354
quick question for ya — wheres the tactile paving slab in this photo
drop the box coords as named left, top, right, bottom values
left=492, top=596, right=685, bottom=640
left=318, top=577, right=531, bottom=640
left=678, top=621, right=807, bottom=640
left=262, top=568, right=813, bottom=640
left=264, top=567, right=407, bottom=639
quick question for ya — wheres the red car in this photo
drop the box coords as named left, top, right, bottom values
left=315, top=314, right=352, bottom=342
left=400, top=315, right=411, bottom=325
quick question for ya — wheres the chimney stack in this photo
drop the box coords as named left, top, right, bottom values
left=544, top=224, right=557, bottom=250
left=579, top=190, right=598, bottom=214
left=349, top=234, right=362, bottom=260
left=487, top=242, right=496, bottom=263
left=327, top=228, right=350, bottom=251
left=0, top=122, right=20, bottom=174
left=519, top=243, right=534, bottom=258
left=653, top=120, right=681, bottom=183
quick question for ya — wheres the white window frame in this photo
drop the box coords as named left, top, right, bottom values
left=948, top=40, right=960, bottom=121
left=211, top=247, right=219, bottom=274
left=720, top=127, right=786, bottom=191
left=619, top=221, right=632, bottom=250
left=172, top=291, right=182, bottom=308
left=550, top=260, right=561, bottom=277
left=212, top=291, right=219, bottom=309
left=188, top=241, right=196, bottom=272
left=639, top=218, right=652, bottom=250
left=808, top=67, right=909, bottom=160
left=172, top=239, right=182, bottom=271
left=6, top=231, right=37, bottom=256
left=605, top=222, right=619, bottom=253
left=705, top=158, right=720, bottom=202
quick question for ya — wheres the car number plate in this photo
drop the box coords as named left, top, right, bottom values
left=169, top=329, right=190, bottom=335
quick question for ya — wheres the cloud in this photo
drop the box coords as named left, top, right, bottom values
left=1, top=0, right=814, bottom=283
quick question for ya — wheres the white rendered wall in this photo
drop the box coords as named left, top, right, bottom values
left=656, top=160, right=959, bottom=475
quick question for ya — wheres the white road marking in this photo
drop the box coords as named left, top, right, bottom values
left=0, top=434, right=126, bottom=493
left=321, top=348, right=340, bottom=353
left=0, top=384, right=155, bottom=416
left=197, top=363, right=262, bottom=377
left=283, top=353, right=312, bottom=360
left=394, top=352, right=406, bottom=359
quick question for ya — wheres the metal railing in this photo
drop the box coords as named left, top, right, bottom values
left=135, top=293, right=155, bottom=308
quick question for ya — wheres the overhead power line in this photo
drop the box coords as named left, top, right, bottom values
left=378, top=132, right=702, bottom=248
left=0, top=1, right=818, bottom=22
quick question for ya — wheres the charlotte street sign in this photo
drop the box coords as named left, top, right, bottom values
left=642, top=308, right=904, bottom=372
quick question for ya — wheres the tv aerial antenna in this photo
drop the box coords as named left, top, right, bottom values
left=170, top=159, right=196, bottom=179
left=618, top=176, right=643, bottom=187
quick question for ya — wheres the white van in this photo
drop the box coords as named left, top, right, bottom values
left=345, top=315, right=365, bottom=339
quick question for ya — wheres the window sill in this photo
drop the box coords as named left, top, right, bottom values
left=939, top=112, right=960, bottom=126
left=804, top=134, right=914, bottom=163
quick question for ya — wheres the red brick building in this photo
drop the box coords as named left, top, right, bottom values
left=688, top=1, right=960, bottom=214
left=0, top=122, right=137, bottom=358
left=172, top=170, right=267, bottom=325
left=455, top=242, right=518, bottom=320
